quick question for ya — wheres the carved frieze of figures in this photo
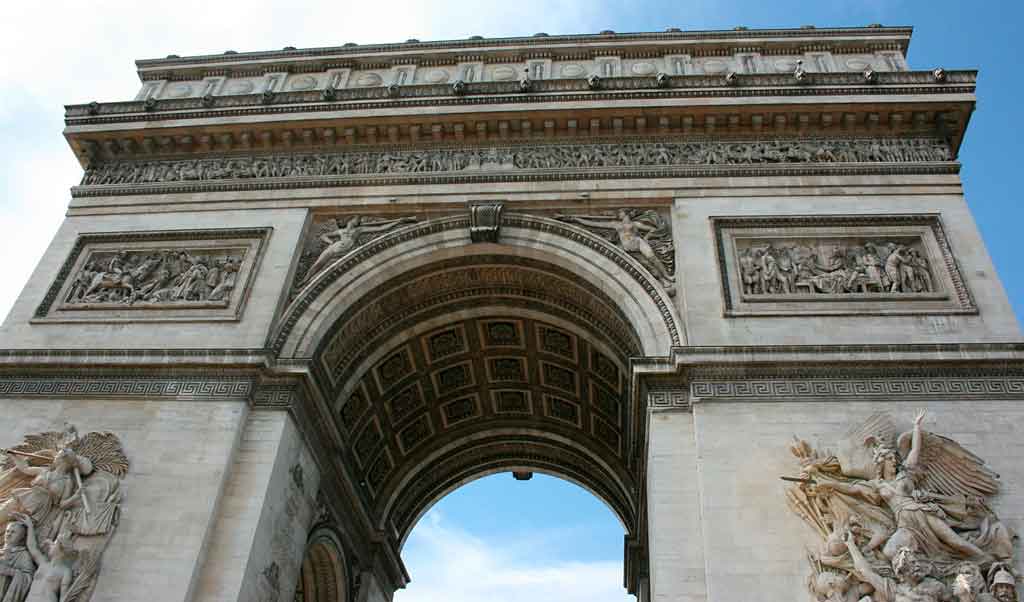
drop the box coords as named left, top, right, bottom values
left=35, top=229, right=270, bottom=322
left=291, top=216, right=418, bottom=292
left=713, top=216, right=977, bottom=317
left=64, top=248, right=243, bottom=306
left=556, top=209, right=675, bottom=294
left=785, top=411, right=1019, bottom=602
left=735, top=238, right=936, bottom=296
left=0, top=425, right=129, bottom=602
left=79, top=137, right=954, bottom=187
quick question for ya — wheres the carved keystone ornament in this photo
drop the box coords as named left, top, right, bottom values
left=0, top=425, right=128, bottom=602
left=785, top=411, right=1019, bottom=602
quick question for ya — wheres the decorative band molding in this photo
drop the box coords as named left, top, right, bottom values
left=0, top=375, right=254, bottom=400
left=690, top=377, right=1024, bottom=400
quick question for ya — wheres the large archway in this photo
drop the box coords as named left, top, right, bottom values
left=274, top=212, right=679, bottom=597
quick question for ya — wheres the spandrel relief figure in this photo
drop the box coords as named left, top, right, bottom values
left=294, top=215, right=417, bottom=288
left=785, top=412, right=1017, bottom=602
left=739, top=238, right=936, bottom=296
left=556, top=209, right=676, bottom=293
left=0, top=427, right=128, bottom=602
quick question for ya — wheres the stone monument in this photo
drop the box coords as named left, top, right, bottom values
left=0, top=25, right=1021, bottom=601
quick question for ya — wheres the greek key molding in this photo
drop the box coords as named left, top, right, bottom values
left=646, top=385, right=690, bottom=411
left=0, top=374, right=254, bottom=400
left=690, top=377, right=1024, bottom=401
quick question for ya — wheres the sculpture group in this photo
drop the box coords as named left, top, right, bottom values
left=786, top=411, right=1018, bottom=601
left=739, top=239, right=934, bottom=296
left=65, top=248, right=242, bottom=306
left=79, top=137, right=953, bottom=187
left=0, top=426, right=128, bottom=602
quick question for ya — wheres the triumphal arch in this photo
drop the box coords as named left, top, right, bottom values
left=1, top=25, right=1023, bottom=602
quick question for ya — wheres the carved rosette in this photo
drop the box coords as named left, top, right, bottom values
left=0, top=425, right=129, bottom=602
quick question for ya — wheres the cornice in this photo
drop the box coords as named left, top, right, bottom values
left=135, top=26, right=912, bottom=75
left=66, top=70, right=974, bottom=125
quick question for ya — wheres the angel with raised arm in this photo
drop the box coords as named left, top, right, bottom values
left=557, top=210, right=675, bottom=289
left=814, top=411, right=1013, bottom=564
left=299, top=216, right=416, bottom=285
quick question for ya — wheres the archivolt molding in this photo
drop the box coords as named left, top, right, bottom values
left=271, top=212, right=682, bottom=361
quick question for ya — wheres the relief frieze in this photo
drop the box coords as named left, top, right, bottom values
left=35, top=228, right=270, bottom=322
left=78, top=137, right=953, bottom=189
left=713, top=216, right=975, bottom=316
left=292, top=216, right=417, bottom=291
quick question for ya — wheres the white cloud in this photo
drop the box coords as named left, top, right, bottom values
left=0, top=0, right=612, bottom=322
left=395, top=511, right=632, bottom=602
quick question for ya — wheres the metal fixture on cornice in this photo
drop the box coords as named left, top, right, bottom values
left=143, top=97, right=157, bottom=111
left=321, top=86, right=337, bottom=101
left=863, top=69, right=878, bottom=84
left=518, top=77, right=533, bottom=93
left=387, top=84, right=401, bottom=98
left=656, top=72, right=670, bottom=88
left=451, top=80, right=466, bottom=95
left=932, top=67, right=947, bottom=82
left=793, top=60, right=808, bottom=84
left=665, top=27, right=681, bottom=33
left=406, top=39, right=420, bottom=43
left=224, top=50, right=237, bottom=55
left=533, top=32, right=549, bottom=37
left=600, top=29, right=615, bottom=35
left=587, top=74, right=602, bottom=90
left=261, top=89, right=275, bottom=104
left=87, top=101, right=100, bottom=116
left=724, top=72, right=738, bottom=86
left=201, top=94, right=215, bottom=108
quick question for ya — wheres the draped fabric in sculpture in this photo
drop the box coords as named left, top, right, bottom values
left=0, top=426, right=128, bottom=602
left=786, top=412, right=1019, bottom=602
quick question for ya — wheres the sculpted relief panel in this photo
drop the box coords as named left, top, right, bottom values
left=35, top=228, right=270, bottom=322
left=714, top=216, right=976, bottom=316
left=291, top=216, right=417, bottom=293
left=78, top=138, right=953, bottom=190
left=0, top=425, right=128, bottom=602
left=786, top=411, right=1018, bottom=602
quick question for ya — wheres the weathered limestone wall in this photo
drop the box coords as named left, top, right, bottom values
left=0, top=397, right=246, bottom=602
left=688, top=399, right=1024, bottom=601
left=646, top=410, right=707, bottom=602
left=0, top=207, right=308, bottom=349
left=673, top=187, right=1020, bottom=346
left=195, top=410, right=320, bottom=602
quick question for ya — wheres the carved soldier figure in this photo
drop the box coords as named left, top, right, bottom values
left=14, top=515, right=73, bottom=602
left=845, top=538, right=950, bottom=602
left=0, top=520, right=34, bottom=602
left=990, top=567, right=1018, bottom=602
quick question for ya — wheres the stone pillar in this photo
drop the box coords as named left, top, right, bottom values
left=645, top=386, right=707, bottom=601
left=194, top=409, right=320, bottom=602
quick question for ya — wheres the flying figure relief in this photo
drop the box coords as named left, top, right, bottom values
left=786, top=411, right=1018, bottom=602
left=556, top=209, right=676, bottom=294
left=294, top=215, right=417, bottom=289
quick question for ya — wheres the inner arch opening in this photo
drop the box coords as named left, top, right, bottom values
left=394, top=473, right=634, bottom=602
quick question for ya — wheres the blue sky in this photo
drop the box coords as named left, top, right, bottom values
left=2, top=1, right=1023, bottom=600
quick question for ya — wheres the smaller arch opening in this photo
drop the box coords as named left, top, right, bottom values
left=395, top=472, right=634, bottom=602
left=295, top=529, right=350, bottom=602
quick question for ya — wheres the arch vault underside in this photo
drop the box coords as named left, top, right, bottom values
left=271, top=212, right=680, bottom=594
